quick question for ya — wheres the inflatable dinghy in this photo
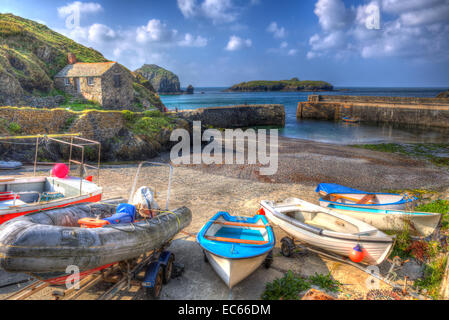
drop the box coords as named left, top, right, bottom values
left=0, top=202, right=191, bottom=282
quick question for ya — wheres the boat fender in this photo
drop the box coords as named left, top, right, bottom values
left=349, top=244, right=365, bottom=263
left=103, top=203, right=136, bottom=225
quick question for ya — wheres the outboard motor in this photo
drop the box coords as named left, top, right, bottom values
left=131, top=186, right=160, bottom=219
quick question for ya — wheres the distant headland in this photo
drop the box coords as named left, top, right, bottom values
left=225, top=78, right=333, bottom=92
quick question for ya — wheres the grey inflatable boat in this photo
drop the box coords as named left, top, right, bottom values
left=0, top=202, right=191, bottom=280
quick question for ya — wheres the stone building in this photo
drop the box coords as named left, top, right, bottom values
left=54, top=58, right=133, bottom=109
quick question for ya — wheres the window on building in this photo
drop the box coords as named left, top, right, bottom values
left=114, top=75, right=121, bottom=88
left=87, top=77, right=94, bottom=86
left=64, top=78, right=70, bottom=86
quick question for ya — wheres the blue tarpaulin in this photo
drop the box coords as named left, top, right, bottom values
left=315, top=183, right=367, bottom=195
left=103, top=203, right=136, bottom=224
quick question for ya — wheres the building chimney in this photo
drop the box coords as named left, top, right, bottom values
left=67, top=52, right=77, bottom=64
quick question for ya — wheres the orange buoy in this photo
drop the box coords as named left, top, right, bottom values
left=349, top=244, right=365, bottom=263
left=256, top=208, right=265, bottom=216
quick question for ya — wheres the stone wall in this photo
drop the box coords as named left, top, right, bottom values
left=174, top=104, right=285, bottom=128
left=0, top=107, right=186, bottom=162
left=101, top=64, right=134, bottom=109
left=55, top=76, right=102, bottom=105
left=298, top=95, right=449, bottom=128
left=315, top=95, right=449, bottom=105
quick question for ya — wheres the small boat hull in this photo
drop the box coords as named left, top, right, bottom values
left=327, top=204, right=441, bottom=237
left=204, top=251, right=269, bottom=289
left=316, top=183, right=418, bottom=210
left=261, top=199, right=394, bottom=265
left=0, top=176, right=102, bottom=224
left=197, top=212, right=275, bottom=288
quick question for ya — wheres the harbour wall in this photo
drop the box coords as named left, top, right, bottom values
left=174, top=104, right=285, bottom=128
left=297, top=95, right=449, bottom=128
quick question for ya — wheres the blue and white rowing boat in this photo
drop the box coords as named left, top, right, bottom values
left=197, top=212, right=275, bottom=288
left=317, top=183, right=418, bottom=210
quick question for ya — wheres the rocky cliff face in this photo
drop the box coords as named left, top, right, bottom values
left=135, top=64, right=182, bottom=94
left=0, top=14, right=164, bottom=111
left=437, top=89, right=449, bottom=98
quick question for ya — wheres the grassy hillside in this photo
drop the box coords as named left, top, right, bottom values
left=0, top=13, right=164, bottom=111
left=227, top=78, right=333, bottom=92
left=0, top=13, right=107, bottom=94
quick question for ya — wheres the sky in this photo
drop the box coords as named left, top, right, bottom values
left=1, top=0, right=449, bottom=87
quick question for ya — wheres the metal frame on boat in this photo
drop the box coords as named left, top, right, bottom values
left=0, top=133, right=103, bottom=224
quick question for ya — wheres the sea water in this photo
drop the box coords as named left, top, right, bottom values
left=160, top=87, right=449, bottom=145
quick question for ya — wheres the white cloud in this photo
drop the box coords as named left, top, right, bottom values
left=177, top=0, right=253, bottom=24
left=179, top=33, right=208, bottom=47
left=267, top=22, right=286, bottom=38
left=59, top=17, right=207, bottom=71
left=177, top=0, right=197, bottom=18
left=57, top=1, right=103, bottom=17
left=314, top=0, right=349, bottom=31
left=287, top=49, right=298, bottom=56
left=225, top=35, right=252, bottom=51
left=136, top=19, right=178, bottom=43
left=88, top=24, right=116, bottom=43
left=280, top=41, right=288, bottom=49
left=201, top=0, right=237, bottom=23
left=307, top=0, right=449, bottom=61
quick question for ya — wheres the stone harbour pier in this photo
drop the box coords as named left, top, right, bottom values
left=298, top=95, right=449, bottom=128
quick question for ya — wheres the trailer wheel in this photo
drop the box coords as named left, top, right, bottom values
left=163, top=254, right=174, bottom=284
left=263, top=251, right=273, bottom=269
left=281, top=237, right=294, bottom=257
left=146, top=267, right=163, bottom=300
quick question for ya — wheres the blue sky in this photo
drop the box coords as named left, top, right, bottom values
left=1, top=0, right=449, bottom=87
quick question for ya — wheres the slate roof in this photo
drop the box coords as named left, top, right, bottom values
left=54, top=62, right=116, bottom=78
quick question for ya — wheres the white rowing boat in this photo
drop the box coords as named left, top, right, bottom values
left=260, top=198, right=395, bottom=265
left=324, top=204, right=441, bottom=237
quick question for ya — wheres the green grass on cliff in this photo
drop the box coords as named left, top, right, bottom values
left=0, top=13, right=165, bottom=111
left=122, top=110, right=176, bottom=139
left=0, top=13, right=107, bottom=93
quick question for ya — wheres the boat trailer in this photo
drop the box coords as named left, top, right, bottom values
left=4, top=241, right=183, bottom=300
left=278, top=236, right=428, bottom=300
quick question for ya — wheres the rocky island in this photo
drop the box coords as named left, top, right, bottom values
left=437, top=89, right=449, bottom=98
left=135, top=64, right=183, bottom=94
left=226, top=78, right=333, bottom=92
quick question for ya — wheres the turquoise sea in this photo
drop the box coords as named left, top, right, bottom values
left=160, top=87, right=449, bottom=145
